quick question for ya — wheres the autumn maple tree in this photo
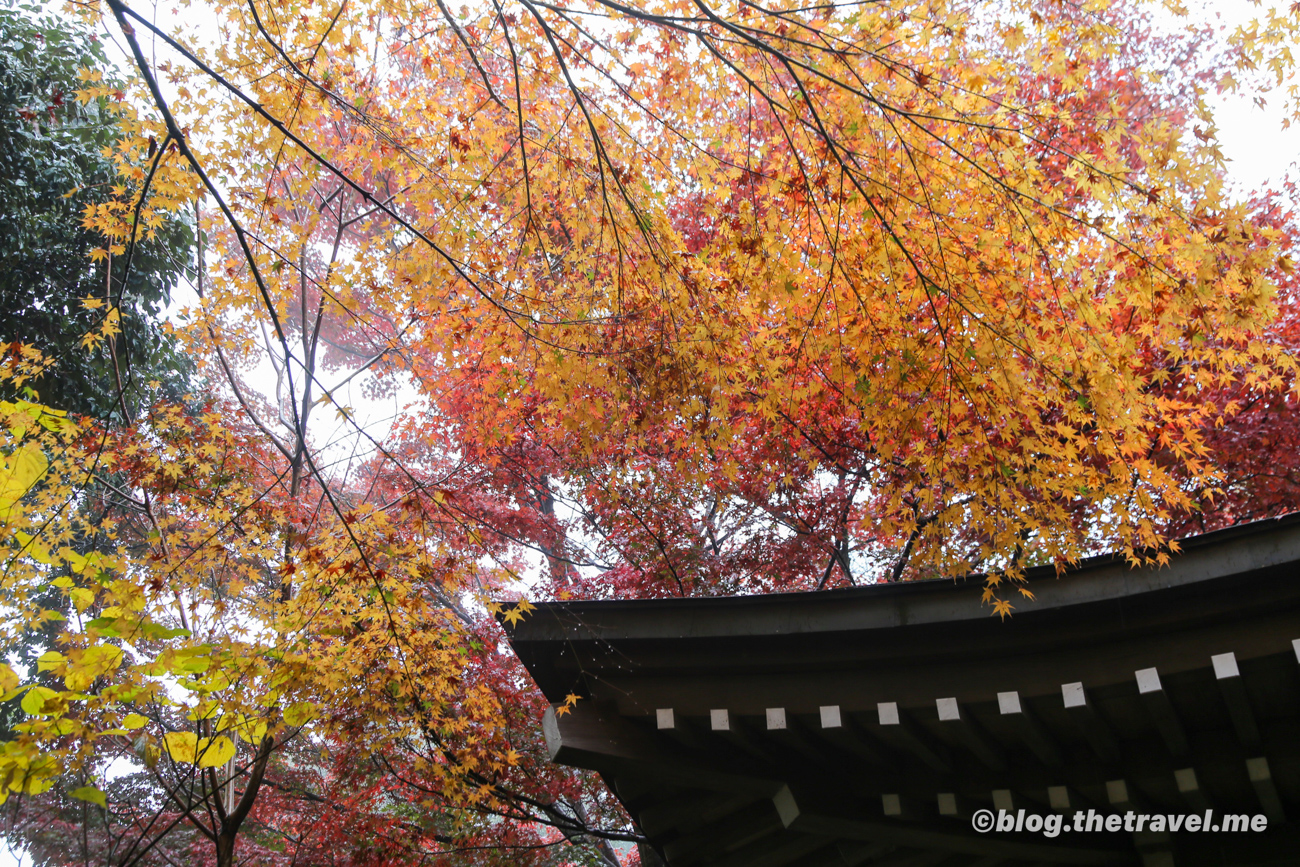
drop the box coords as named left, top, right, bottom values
left=2, top=0, right=1300, bottom=863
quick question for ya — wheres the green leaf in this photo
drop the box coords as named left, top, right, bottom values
left=69, top=786, right=106, bottom=809
left=85, top=617, right=122, bottom=637
left=139, top=621, right=190, bottom=640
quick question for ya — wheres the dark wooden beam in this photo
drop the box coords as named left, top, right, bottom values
left=714, top=712, right=786, bottom=765
left=1172, top=767, right=1210, bottom=813
left=1047, top=785, right=1072, bottom=812
left=661, top=799, right=784, bottom=867
left=1134, top=668, right=1189, bottom=758
left=997, top=690, right=1063, bottom=766
left=609, top=774, right=669, bottom=813
left=1212, top=652, right=1261, bottom=749
left=543, top=704, right=784, bottom=796
left=936, top=791, right=964, bottom=818
left=1105, top=779, right=1175, bottom=867
left=636, top=791, right=757, bottom=842
left=653, top=706, right=716, bottom=752
left=1245, top=756, right=1286, bottom=822
left=868, top=850, right=951, bottom=867
left=768, top=708, right=842, bottom=769
left=1061, top=682, right=1120, bottom=762
left=936, top=697, right=1006, bottom=772
left=775, top=787, right=1137, bottom=865
left=813, top=705, right=894, bottom=768
left=835, top=843, right=896, bottom=867
left=875, top=702, right=951, bottom=774
left=709, top=833, right=836, bottom=867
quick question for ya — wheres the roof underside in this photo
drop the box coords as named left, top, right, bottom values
left=505, top=516, right=1300, bottom=867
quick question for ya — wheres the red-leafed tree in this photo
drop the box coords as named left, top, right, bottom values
left=1157, top=182, right=1300, bottom=536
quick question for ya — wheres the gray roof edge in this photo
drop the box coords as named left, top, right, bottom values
left=504, top=513, right=1300, bottom=642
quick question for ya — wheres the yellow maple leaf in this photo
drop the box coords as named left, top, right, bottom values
left=554, top=693, right=581, bottom=717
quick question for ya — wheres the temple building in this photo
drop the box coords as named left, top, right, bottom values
left=504, top=516, right=1300, bottom=867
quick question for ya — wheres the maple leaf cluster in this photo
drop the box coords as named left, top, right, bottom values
left=2, top=0, right=1300, bottom=864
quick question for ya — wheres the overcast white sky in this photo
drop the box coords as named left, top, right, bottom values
left=1199, top=0, right=1299, bottom=192
left=1214, top=88, right=1298, bottom=192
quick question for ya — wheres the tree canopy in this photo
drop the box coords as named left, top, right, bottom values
left=0, top=2, right=193, bottom=421
left=2, top=0, right=1299, bottom=864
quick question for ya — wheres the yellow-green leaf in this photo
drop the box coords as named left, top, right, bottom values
left=283, top=702, right=315, bottom=727
left=82, top=645, right=123, bottom=674
left=36, top=651, right=65, bottom=673
left=14, top=530, right=53, bottom=564
left=69, top=785, right=107, bottom=809
left=69, top=588, right=94, bottom=613
left=47, top=718, right=78, bottom=736
left=196, top=736, right=235, bottom=768
left=20, top=686, right=63, bottom=717
left=0, top=443, right=47, bottom=519
left=59, top=548, right=87, bottom=573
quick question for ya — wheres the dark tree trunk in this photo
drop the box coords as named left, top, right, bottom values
left=215, top=832, right=236, bottom=867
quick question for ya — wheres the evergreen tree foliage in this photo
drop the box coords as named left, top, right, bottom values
left=0, top=1, right=193, bottom=420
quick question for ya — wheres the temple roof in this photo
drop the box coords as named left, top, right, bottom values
left=504, top=515, right=1300, bottom=867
